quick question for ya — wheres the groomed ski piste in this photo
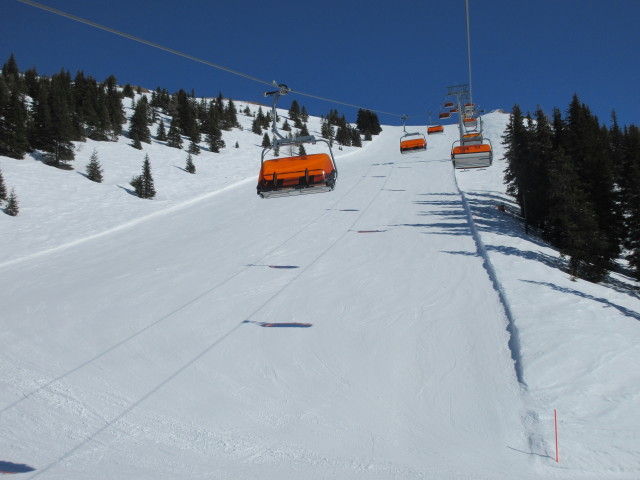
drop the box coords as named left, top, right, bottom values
left=1, top=98, right=639, bottom=479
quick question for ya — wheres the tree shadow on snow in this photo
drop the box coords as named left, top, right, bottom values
left=117, top=184, right=138, bottom=197
left=522, top=280, right=640, bottom=322
left=414, top=192, right=553, bottom=249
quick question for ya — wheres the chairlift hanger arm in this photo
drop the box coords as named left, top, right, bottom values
left=264, top=82, right=292, bottom=141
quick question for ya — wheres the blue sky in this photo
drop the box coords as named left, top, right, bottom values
left=3, top=0, right=639, bottom=127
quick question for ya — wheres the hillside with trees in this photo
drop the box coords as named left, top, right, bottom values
left=0, top=54, right=368, bottom=169
left=502, top=95, right=640, bottom=281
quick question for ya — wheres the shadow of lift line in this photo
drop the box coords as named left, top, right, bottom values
left=246, top=264, right=300, bottom=269
left=243, top=320, right=312, bottom=328
left=0, top=460, right=36, bottom=474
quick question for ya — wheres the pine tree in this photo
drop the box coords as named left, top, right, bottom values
left=122, top=84, right=134, bottom=98
left=223, top=98, right=239, bottom=130
left=175, top=89, right=198, bottom=138
left=130, top=154, right=156, bottom=199
left=298, top=144, right=306, bottom=156
left=288, top=100, right=303, bottom=128
left=85, top=149, right=103, bottom=183
left=288, top=100, right=300, bottom=121
left=0, top=79, right=29, bottom=159
left=156, top=118, right=167, bottom=141
left=563, top=95, right=620, bottom=268
left=251, top=117, right=263, bottom=135
left=29, top=79, right=54, bottom=152
left=261, top=133, right=271, bottom=148
left=255, top=107, right=268, bottom=131
left=166, top=116, right=183, bottom=149
left=520, top=107, right=555, bottom=231
left=502, top=105, right=529, bottom=216
left=336, top=124, right=352, bottom=146
left=93, top=88, right=112, bottom=141
left=205, top=122, right=225, bottom=153
left=131, top=132, right=142, bottom=150
left=1, top=54, right=22, bottom=93
left=235, top=141, right=239, bottom=148
left=544, top=146, right=607, bottom=281
left=300, top=105, right=309, bottom=123
left=188, top=140, right=201, bottom=155
left=356, top=109, right=382, bottom=137
left=103, top=75, right=124, bottom=139
left=543, top=103, right=613, bottom=282
left=321, top=120, right=333, bottom=142
left=4, top=188, right=19, bottom=216
left=129, top=95, right=151, bottom=145
left=282, top=119, right=291, bottom=131
left=351, top=127, right=362, bottom=147
left=622, top=125, right=640, bottom=279
left=24, top=67, right=39, bottom=99
left=0, top=169, right=6, bottom=201
left=45, top=71, right=75, bottom=166
left=185, top=152, right=196, bottom=174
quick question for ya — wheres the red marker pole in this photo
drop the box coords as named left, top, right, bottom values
left=554, top=409, right=559, bottom=463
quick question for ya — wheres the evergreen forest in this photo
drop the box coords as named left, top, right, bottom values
left=502, top=96, right=640, bottom=281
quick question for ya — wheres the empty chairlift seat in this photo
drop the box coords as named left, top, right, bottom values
left=461, top=132, right=483, bottom=144
left=463, top=116, right=478, bottom=130
left=400, top=134, right=427, bottom=153
left=257, top=152, right=337, bottom=198
left=451, top=139, right=493, bottom=169
left=427, top=125, right=444, bottom=135
left=258, top=84, right=338, bottom=199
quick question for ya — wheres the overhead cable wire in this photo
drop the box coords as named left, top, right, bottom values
left=16, top=0, right=275, bottom=88
left=16, top=0, right=417, bottom=119
left=465, top=0, right=473, bottom=106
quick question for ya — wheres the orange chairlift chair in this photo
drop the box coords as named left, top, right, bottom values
left=451, top=121, right=492, bottom=169
left=399, top=115, right=427, bottom=153
left=462, top=103, right=479, bottom=130
left=257, top=84, right=337, bottom=199
left=427, top=112, right=444, bottom=135
left=451, top=140, right=493, bottom=169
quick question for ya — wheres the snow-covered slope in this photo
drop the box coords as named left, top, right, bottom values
left=1, top=103, right=639, bottom=479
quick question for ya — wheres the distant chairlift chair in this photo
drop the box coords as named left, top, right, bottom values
left=399, top=115, right=427, bottom=153
left=427, top=112, right=444, bottom=135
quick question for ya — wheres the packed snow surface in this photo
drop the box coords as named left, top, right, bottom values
left=1, top=102, right=639, bottom=479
